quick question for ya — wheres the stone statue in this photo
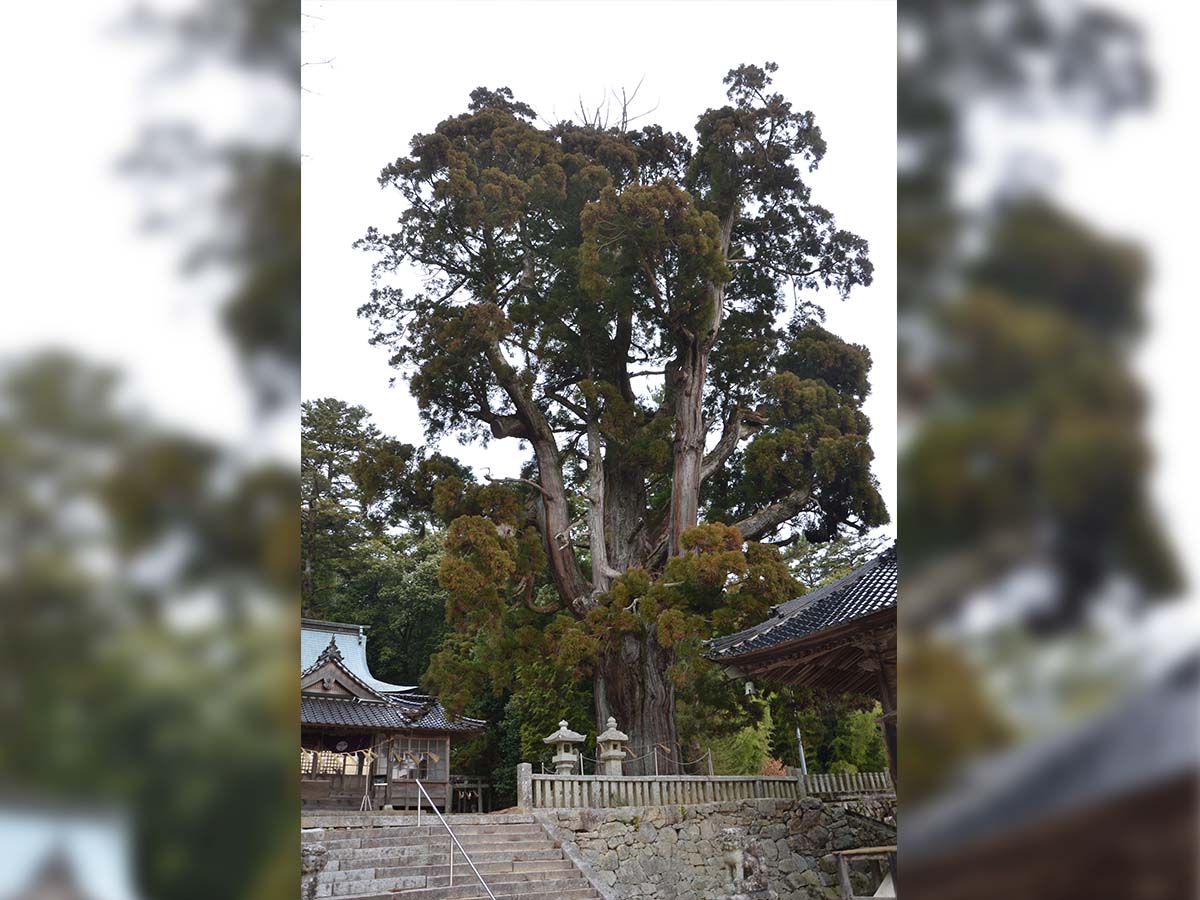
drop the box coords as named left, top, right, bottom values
left=743, top=841, right=768, bottom=891
left=301, top=842, right=328, bottom=900
left=719, top=827, right=748, bottom=887
left=718, top=827, right=773, bottom=900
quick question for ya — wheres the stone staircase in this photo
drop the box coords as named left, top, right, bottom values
left=302, top=812, right=600, bottom=900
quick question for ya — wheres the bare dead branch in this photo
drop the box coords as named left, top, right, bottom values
left=484, top=471, right=551, bottom=498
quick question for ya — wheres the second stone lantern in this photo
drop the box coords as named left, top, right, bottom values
left=543, top=720, right=586, bottom=775
left=596, top=716, right=629, bottom=776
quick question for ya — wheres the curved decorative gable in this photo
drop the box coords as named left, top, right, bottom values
left=300, top=636, right=388, bottom=702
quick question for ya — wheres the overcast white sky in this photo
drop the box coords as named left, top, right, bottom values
left=301, top=0, right=898, bottom=535
left=1, top=0, right=297, bottom=461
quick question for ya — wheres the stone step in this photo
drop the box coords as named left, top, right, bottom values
left=338, top=838, right=555, bottom=855
left=326, top=875, right=594, bottom=899
left=328, top=847, right=566, bottom=869
left=319, top=828, right=541, bottom=843
left=304, top=813, right=536, bottom=830
left=381, top=887, right=598, bottom=900
left=319, top=822, right=543, bottom=838
left=330, top=848, right=573, bottom=873
left=322, top=831, right=547, bottom=851
left=303, top=815, right=597, bottom=900
left=337, top=891, right=598, bottom=900
left=322, top=868, right=584, bottom=891
left=323, top=838, right=549, bottom=855
left=398, top=868, right=584, bottom=888
left=355, top=859, right=576, bottom=881
left=325, top=841, right=557, bottom=862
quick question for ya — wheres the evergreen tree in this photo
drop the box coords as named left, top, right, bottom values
left=358, top=65, right=887, bottom=767
left=301, top=397, right=471, bottom=612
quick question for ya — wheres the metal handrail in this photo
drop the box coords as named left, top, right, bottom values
left=414, top=779, right=497, bottom=900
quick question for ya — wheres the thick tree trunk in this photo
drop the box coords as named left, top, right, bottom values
left=604, top=456, right=648, bottom=571
left=666, top=345, right=710, bottom=558
left=594, top=456, right=678, bottom=772
left=585, top=421, right=612, bottom=597
left=664, top=208, right=733, bottom=559
left=594, top=629, right=680, bottom=776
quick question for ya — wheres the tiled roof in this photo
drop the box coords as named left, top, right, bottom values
left=392, top=694, right=488, bottom=733
left=300, top=620, right=417, bottom=694
left=300, top=619, right=485, bottom=735
left=301, top=695, right=486, bottom=734
left=302, top=696, right=419, bottom=730
left=905, top=648, right=1200, bottom=862
left=708, top=544, right=897, bottom=659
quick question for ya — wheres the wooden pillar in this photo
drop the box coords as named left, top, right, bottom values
left=873, top=649, right=898, bottom=786
left=443, top=738, right=451, bottom=813
left=838, top=854, right=853, bottom=900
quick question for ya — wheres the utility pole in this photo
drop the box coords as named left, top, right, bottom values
left=790, top=688, right=809, bottom=775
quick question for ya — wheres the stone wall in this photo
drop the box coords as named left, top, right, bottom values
left=839, top=795, right=896, bottom=827
left=536, top=797, right=895, bottom=900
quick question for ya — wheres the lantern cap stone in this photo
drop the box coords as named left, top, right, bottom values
left=543, top=719, right=586, bottom=744
left=596, top=716, right=629, bottom=743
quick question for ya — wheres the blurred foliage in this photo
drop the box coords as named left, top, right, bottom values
left=900, top=637, right=1014, bottom=801
left=1, top=0, right=302, bottom=897
left=899, top=0, right=1172, bottom=620
left=902, top=199, right=1179, bottom=627
left=898, top=0, right=1179, bottom=804
left=0, top=352, right=296, bottom=900
left=121, top=0, right=300, bottom=407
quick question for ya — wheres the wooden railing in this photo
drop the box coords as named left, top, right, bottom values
left=521, top=768, right=893, bottom=810
left=531, top=774, right=800, bottom=809
left=803, top=770, right=894, bottom=798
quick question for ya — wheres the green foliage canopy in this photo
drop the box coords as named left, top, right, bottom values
left=357, top=63, right=887, bottom=754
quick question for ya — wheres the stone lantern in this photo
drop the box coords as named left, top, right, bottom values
left=595, top=716, right=629, bottom=776
left=543, top=720, right=585, bottom=775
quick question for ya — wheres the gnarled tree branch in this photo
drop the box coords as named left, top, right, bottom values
left=484, top=337, right=592, bottom=611
left=701, top=407, right=767, bottom=483
left=478, top=408, right=532, bottom=440
left=483, top=473, right=550, bottom=498
left=732, top=487, right=814, bottom=543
